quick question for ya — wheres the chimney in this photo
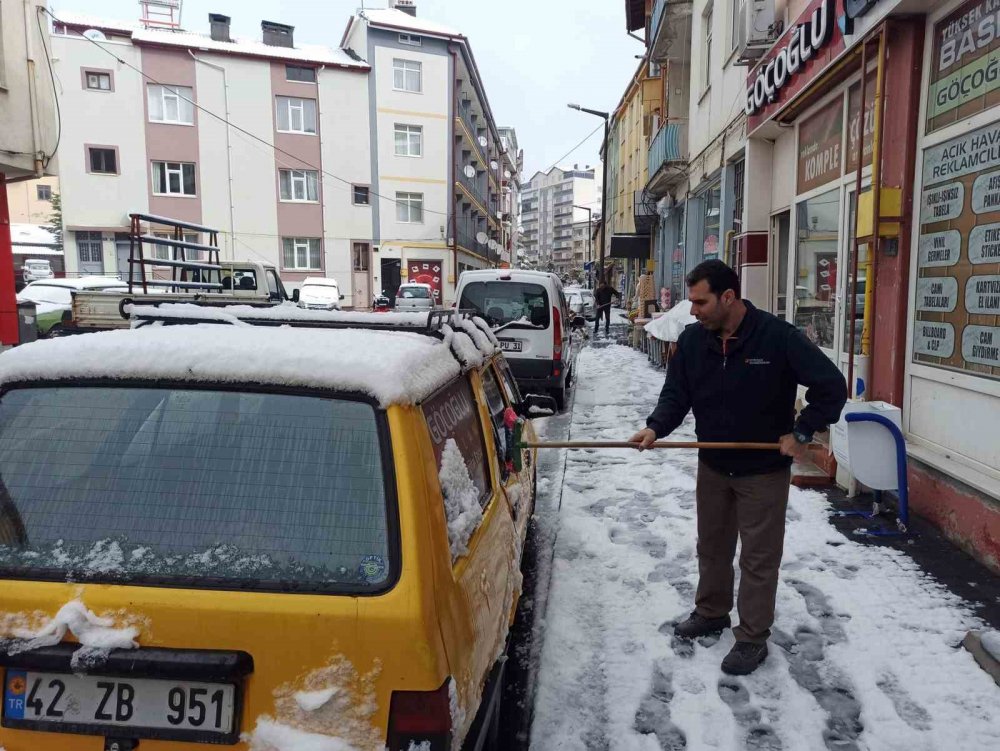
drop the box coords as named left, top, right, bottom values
left=261, top=20, right=294, bottom=48
left=209, top=13, right=231, bottom=43
left=393, top=0, right=417, bottom=17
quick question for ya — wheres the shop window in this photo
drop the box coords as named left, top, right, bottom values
left=702, top=183, right=721, bottom=261
left=842, top=191, right=869, bottom=356
left=793, top=189, right=840, bottom=350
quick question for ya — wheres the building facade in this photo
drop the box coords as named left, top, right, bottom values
left=498, top=126, right=523, bottom=267
left=519, top=166, right=598, bottom=276
left=6, top=176, right=59, bottom=225
left=343, top=4, right=514, bottom=305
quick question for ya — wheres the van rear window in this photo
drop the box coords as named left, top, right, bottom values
left=0, top=387, right=394, bottom=593
left=459, top=281, right=550, bottom=328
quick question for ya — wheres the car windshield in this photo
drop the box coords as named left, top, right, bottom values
left=459, top=281, right=550, bottom=328
left=18, top=285, right=72, bottom=306
left=301, top=285, right=338, bottom=302
left=400, top=287, right=431, bottom=299
left=0, top=386, right=393, bottom=593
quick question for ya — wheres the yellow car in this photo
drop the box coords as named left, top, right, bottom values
left=0, top=306, right=550, bottom=751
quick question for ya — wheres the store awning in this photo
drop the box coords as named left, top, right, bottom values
left=609, top=233, right=650, bottom=260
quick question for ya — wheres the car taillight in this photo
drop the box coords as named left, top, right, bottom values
left=552, top=305, right=562, bottom=362
left=386, top=679, right=451, bottom=751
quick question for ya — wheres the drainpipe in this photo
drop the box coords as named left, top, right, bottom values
left=848, top=37, right=870, bottom=400
left=23, top=0, right=44, bottom=174
left=865, top=25, right=889, bottom=381
left=189, top=51, right=235, bottom=259
left=449, top=47, right=459, bottom=296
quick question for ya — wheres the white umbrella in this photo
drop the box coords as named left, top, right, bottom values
left=645, top=299, right=696, bottom=342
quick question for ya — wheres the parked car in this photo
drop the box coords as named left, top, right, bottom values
left=0, top=306, right=551, bottom=751
left=456, top=268, right=577, bottom=410
left=394, top=282, right=434, bottom=311
left=21, top=259, right=54, bottom=284
left=565, top=288, right=596, bottom=321
left=293, top=277, right=344, bottom=311
left=17, top=276, right=129, bottom=336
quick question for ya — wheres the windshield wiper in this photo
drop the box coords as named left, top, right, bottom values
left=492, top=320, right=546, bottom=334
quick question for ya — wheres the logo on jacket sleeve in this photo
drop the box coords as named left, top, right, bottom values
left=745, top=358, right=771, bottom=365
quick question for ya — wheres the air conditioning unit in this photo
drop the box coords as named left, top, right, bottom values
left=737, top=0, right=778, bottom=65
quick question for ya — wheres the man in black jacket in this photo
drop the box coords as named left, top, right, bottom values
left=630, top=260, right=846, bottom=675
left=593, top=279, right=621, bottom=336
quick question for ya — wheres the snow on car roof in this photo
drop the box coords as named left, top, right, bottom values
left=0, top=307, right=502, bottom=407
left=24, top=277, right=126, bottom=290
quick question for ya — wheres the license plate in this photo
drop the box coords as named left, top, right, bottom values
left=3, top=670, right=237, bottom=742
left=498, top=339, right=523, bottom=352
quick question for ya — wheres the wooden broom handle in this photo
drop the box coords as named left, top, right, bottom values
left=520, top=441, right=782, bottom=450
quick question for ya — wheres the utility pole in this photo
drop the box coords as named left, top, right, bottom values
left=568, top=104, right=610, bottom=283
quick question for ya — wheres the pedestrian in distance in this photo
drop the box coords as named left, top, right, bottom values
left=629, top=259, right=847, bottom=675
left=593, top=278, right=621, bottom=337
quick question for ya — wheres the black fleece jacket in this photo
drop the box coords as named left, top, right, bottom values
left=645, top=301, right=847, bottom=476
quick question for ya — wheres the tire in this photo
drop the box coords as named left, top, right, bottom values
left=551, top=385, right=566, bottom=412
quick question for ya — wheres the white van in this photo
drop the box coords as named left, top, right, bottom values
left=456, top=268, right=576, bottom=409
left=294, top=277, right=343, bottom=310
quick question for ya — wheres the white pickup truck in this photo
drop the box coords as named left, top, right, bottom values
left=71, top=260, right=289, bottom=332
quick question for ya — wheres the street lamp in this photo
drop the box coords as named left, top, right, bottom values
left=574, top=204, right=593, bottom=288
left=568, top=103, right=610, bottom=283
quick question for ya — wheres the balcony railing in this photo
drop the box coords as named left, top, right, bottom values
left=650, top=0, right=694, bottom=63
left=648, top=121, right=688, bottom=178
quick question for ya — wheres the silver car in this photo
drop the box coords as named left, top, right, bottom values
left=394, top=283, right=434, bottom=311
left=566, top=288, right=596, bottom=320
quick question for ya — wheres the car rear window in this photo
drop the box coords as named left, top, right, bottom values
left=459, top=281, right=550, bottom=328
left=19, top=286, right=72, bottom=306
left=0, top=386, right=394, bottom=593
left=400, top=287, right=431, bottom=299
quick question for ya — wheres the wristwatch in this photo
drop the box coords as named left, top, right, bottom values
left=792, top=429, right=812, bottom=445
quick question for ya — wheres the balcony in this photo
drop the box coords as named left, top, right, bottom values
left=634, top=189, right=658, bottom=234
left=650, top=0, right=694, bottom=64
left=647, top=121, right=689, bottom=197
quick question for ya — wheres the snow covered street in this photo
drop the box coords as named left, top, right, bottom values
left=527, top=341, right=1000, bottom=750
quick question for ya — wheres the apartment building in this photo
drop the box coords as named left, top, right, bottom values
left=519, top=166, right=598, bottom=276
left=51, top=9, right=373, bottom=303
left=498, top=126, right=523, bottom=266
left=6, top=176, right=60, bottom=225
left=342, top=2, right=516, bottom=305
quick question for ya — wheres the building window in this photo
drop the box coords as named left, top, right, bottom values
left=394, top=124, right=423, bottom=157
left=353, top=243, right=369, bottom=271
left=147, top=84, right=195, bottom=125
left=84, top=70, right=112, bottom=91
left=393, top=59, right=422, bottom=93
left=731, top=0, right=742, bottom=52
left=36, top=184, right=52, bottom=201
left=285, top=65, right=316, bottom=83
left=88, top=147, right=118, bottom=175
left=793, top=188, right=840, bottom=351
left=353, top=185, right=370, bottom=206
left=76, top=231, right=103, bottom=264
left=278, top=169, right=319, bottom=202
left=152, top=161, right=196, bottom=196
left=702, top=182, right=722, bottom=261
left=702, top=3, right=714, bottom=91
left=282, top=237, right=322, bottom=270
left=396, top=192, right=424, bottom=223
left=152, top=232, right=201, bottom=261
left=276, top=96, right=318, bottom=134
left=399, top=33, right=421, bottom=46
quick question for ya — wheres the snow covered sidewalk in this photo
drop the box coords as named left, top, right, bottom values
left=529, top=344, right=1000, bottom=750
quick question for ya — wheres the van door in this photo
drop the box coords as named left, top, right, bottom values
left=420, top=374, right=517, bottom=739
left=484, top=361, right=533, bottom=546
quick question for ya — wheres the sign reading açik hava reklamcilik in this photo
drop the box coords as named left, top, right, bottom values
left=745, top=0, right=883, bottom=117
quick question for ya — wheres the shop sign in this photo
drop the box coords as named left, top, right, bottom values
left=965, top=274, right=1000, bottom=312
left=969, top=222, right=1000, bottom=263
left=918, top=230, right=962, bottom=268
left=916, top=276, right=959, bottom=312
left=746, top=0, right=885, bottom=123
left=927, top=0, right=1000, bottom=133
left=797, top=98, right=844, bottom=193
left=962, top=325, right=1000, bottom=366
left=407, top=259, right=443, bottom=303
left=916, top=118, right=1000, bottom=380
left=913, top=321, right=956, bottom=358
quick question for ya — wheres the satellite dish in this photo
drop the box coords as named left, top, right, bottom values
left=476, top=231, right=488, bottom=244
left=490, top=160, right=499, bottom=170
left=504, top=170, right=512, bottom=179
left=463, top=165, right=476, bottom=179
left=478, top=136, right=488, bottom=148
left=83, top=29, right=107, bottom=41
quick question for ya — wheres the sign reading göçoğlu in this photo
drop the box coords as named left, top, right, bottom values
left=746, top=0, right=885, bottom=128
left=928, top=0, right=1000, bottom=134
left=915, top=118, right=1000, bottom=381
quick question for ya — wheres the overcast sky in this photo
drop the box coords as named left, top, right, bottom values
left=66, top=0, right=640, bottom=197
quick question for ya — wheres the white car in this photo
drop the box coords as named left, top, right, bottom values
left=17, top=276, right=129, bottom=336
left=456, top=268, right=577, bottom=410
left=565, top=287, right=596, bottom=321
left=21, top=259, right=54, bottom=284
left=294, top=277, right=343, bottom=310
left=394, top=282, right=434, bottom=311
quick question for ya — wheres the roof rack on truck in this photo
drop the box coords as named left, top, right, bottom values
left=127, top=213, right=224, bottom=294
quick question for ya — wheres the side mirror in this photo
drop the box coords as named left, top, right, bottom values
left=518, top=393, right=557, bottom=419
left=292, top=289, right=300, bottom=303
left=340, top=294, right=345, bottom=300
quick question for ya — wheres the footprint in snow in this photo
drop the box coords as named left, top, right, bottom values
left=787, top=579, right=849, bottom=644
left=634, top=659, right=688, bottom=750
left=876, top=671, right=932, bottom=731
left=717, top=678, right=783, bottom=751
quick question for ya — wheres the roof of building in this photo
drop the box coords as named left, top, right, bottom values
left=9, top=224, right=58, bottom=248
left=360, top=8, right=461, bottom=38
left=54, top=10, right=369, bottom=69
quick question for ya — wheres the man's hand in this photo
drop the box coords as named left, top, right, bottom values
left=629, top=428, right=657, bottom=451
left=779, top=433, right=810, bottom=461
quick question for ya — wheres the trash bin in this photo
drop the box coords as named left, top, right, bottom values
left=16, top=300, right=37, bottom=345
